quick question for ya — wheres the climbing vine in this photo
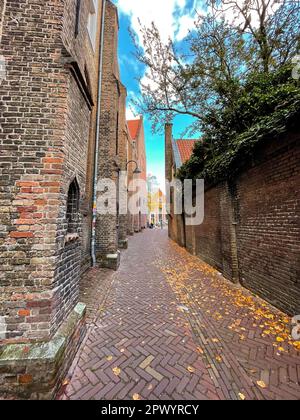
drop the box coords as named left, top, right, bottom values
left=177, top=65, right=300, bottom=183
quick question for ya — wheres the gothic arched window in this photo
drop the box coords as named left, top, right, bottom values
left=66, top=179, right=80, bottom=234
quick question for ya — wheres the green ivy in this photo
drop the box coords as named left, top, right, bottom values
left=177, top=65, right=300, bottom=183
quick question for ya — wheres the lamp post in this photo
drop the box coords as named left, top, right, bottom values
left=125, top=160, right=142, bottom=175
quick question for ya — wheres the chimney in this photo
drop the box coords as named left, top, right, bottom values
left=165, top=123, right=173, bottom=183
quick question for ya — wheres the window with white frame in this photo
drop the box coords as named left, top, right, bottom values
left=87, top=0, right=98, bottom=51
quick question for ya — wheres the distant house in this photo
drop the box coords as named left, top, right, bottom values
left=147, top=175, right=167, bottom=226
left=165, top=124, right=198, bottom=246
left=127, top=116, right=148, bottom=232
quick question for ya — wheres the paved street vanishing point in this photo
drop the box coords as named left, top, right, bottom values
left=58, top=230, right=300, bottom=401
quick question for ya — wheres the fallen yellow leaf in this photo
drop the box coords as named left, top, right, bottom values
left=238, top=393, right=246, bottom=400
left=257, top=381, right=267, bottom=389
left=187, top=366, right=196, bottom=373
left=106, top=356, right=113, bottom=361
left=216, top=356, right=223, bottom=363
left=276, top=337, right=284, bottom=343
left=133, top=394, right=141, bottom=400
left=113, top=367, right=121, bottom=376
left=293, top=341, right=300, bottom=350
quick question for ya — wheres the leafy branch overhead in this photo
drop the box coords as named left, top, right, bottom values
left=132, top=0, right=300, bottom=180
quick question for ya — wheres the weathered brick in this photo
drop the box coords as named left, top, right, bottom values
left=166, top=124, right=300, bottom=316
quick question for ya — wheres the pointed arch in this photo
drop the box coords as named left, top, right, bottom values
left=66, top=178, right=80, bottom=233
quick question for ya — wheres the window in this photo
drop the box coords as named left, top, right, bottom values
left=66, top=179, right=80, bottom=234
left=87, top=0, right=98, bottom=51
left=116, top=111, right=119, bottom=154
left=75, top=0, right=81, bottom=37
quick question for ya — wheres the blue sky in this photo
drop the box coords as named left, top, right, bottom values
left=114, top=0, right=204, bottom=191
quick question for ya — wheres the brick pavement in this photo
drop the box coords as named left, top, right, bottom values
left=59, top=230, right=300, bottom=400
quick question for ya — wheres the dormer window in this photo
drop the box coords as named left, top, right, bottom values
left=87, top=0, right=98, bottom=51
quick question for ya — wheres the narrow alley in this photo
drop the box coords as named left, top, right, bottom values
left=59, top=230, right=300, bottom=401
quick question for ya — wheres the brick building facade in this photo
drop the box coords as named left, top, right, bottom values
left=127, top=117, right=148, bottom=232
left=0, top=0, right=135, bottom=399
left=165, top=124, right=300, bottom=317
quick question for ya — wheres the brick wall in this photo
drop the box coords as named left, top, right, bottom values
left=175, top=132, right=300, bottom=316
left=235, top=134, right=300, bottom=314
left=0, top=0, right=102, bottom=342
left=95, top=1, right=127, bottom=269
left=135, top=119, right=147, bottom=230
left=126, top=129, right=137, bottom=236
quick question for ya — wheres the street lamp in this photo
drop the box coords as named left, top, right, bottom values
left=126, top=160, right=142, bottom=175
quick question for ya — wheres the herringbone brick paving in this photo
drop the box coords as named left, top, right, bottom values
left=59, top=230, right=300, bottom=400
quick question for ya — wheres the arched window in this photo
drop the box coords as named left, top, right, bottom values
left=66, top=179, right=80, bottom=234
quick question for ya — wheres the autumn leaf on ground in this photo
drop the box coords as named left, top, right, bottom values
left=212, top=338, right=219, bottom=343
left=113, top=367, right=121, bottom=376
left=293, top=341, right=300, bottom=351
left=257, top=381, right=267, bottom=389
left=216, top=356, right=223, bottom=363
left=197, top=347, right=204, bottom=354
left=187, top=366, right=196, bottom=373
left=238, top=393, right=246, bottom=400
left=106, top=356, right=113, bottom=361
left=133, top=394, right=141, bottom=400
left=62, top=379, right=70, bottom=387
left=276, top=337, right=284, bottom=343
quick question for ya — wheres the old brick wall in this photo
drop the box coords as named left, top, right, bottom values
left=95, top=1, right=122, bottom=269
left=0, top=0, right=68, bottom=342
left=117, top=84, right=129, bottom=248
left=135, top=118, right=147, bottom=230
left=179, top=133, right=300, bottom=315
left=0, top=0, right=102, bottom=342
left=193, top=186, right=223, bottom=270
left=127, top=129, right=137, bottom=236
left=236, top=133, right=300, bottom=314
left=62, top=0, right=103, bottom=272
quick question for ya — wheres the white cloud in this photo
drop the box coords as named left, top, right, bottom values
left=126, top=90, right=140, bottom=120
left=115, top=0, right=205, bottom=44
left=126, top=106, right=138, bottom=120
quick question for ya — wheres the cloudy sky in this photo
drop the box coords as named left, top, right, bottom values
left=114, top=0, right=204, bottom=191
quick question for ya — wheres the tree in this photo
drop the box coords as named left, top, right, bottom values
left=210, top=0, right=300, bottom=73
left=132, top=0, right=300, bottom=134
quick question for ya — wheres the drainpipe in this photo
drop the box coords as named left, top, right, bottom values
left=91, top=0, right=106, bottom=266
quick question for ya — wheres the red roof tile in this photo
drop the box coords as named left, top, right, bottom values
left=127, top=119, right=141, bottom=140
left=176, top=140, right=198, bottom=164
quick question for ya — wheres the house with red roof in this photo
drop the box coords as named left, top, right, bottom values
left=172, top=138, right=198, bottom=169
left=127, top=116, right=148, bottom=232
left=165, top=123, right=199, bottom=247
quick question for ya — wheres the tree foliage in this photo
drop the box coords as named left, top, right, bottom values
left=132, top=0, right=300, bottom=181
left=177, top=64, right=300, bottom=182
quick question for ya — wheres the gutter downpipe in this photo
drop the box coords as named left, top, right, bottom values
left=91, top=0, right=106, bottom=267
